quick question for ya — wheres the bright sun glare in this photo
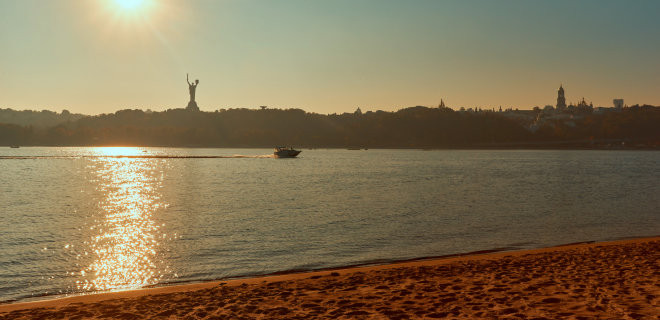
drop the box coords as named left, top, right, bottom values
left=100, top=0, right=159, bottom=26
left=115, top=0, right=145, bottom=11
left=95, top=0, right=172, bottom=49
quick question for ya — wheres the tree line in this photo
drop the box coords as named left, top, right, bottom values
left=0, top=105, right=658, bottom=148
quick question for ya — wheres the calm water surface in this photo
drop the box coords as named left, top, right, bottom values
left=0, top=148, right=658, bottom=302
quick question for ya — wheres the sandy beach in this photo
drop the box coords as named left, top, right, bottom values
left=1, top=236, right=658, bottom=319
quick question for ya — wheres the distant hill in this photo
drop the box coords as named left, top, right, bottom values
left=0, top=105, right=658, bottom=148
left=0, top=108, right=84, bottom=127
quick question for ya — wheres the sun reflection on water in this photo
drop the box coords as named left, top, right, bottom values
left=91, top=146, right=148, bottom=157
left=78, top=150, right=169, bottom=291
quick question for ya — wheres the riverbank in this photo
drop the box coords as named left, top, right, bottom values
left=1, top=236, right=658, bottom=319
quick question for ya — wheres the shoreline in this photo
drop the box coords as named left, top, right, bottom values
left=2, top=235, right=659, bottom=318
left=0, top=237, right=640, bottom=306
left=0, top=244, right=524, bottom=305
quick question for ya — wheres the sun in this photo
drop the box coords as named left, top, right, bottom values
left=102, top=0, right=156, bottom=20
left=104, top=0, right=157, bottom=23
left=92, top=0, right=175, bottom=47
left=115, top=0, right=145, bottom=11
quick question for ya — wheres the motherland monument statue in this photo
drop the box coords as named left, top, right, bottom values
left=186, top=73, right=200, bottom=111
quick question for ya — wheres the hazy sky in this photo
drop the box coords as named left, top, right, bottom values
left=1, top=0, right=659, bottom=114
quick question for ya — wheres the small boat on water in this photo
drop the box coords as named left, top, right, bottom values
left=274, top=146, right=301, bottom=158
left=10, top=145, right=19, bottom=148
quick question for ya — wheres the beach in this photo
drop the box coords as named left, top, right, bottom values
left=1, top=236, right=658, bottom=319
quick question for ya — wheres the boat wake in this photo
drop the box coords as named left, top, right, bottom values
left=0, top=155, right=275, bottom=160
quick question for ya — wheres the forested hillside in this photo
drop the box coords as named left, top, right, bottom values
left=1, top=105, right=658, bottom=148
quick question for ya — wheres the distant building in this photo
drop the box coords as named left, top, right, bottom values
left=556, top=85, right=567, bottom=111
left=613, top=99, right=624, bottom=109
left=577, top=98, right=586, bottom=108
left=576, top=97, right=594, bottom=113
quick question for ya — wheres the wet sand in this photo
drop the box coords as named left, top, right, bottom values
left=1, top=237, right=658, bottom=319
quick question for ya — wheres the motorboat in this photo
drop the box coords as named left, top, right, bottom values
left=274, top=146, right=301, bottom=158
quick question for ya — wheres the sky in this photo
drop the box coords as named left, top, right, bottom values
left=0, top=0, right=659, bottom=115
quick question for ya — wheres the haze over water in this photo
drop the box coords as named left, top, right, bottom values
left=0, top=147, right=658, bottom=303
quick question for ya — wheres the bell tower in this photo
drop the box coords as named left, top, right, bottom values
left=556, top=85, right=567, bottom=110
